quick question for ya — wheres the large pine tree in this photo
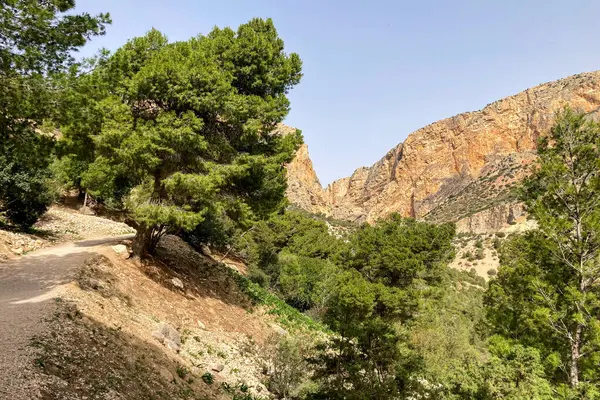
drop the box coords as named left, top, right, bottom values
left=81, top=19, right=303, bottom=256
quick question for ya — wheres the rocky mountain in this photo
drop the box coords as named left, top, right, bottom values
left=285, top=70, right=600, bottom=232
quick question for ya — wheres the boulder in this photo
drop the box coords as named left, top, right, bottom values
left=159, top=323, right=181, bottom=344
left=159, top=367, right=174, bottom=382
left=171, top=277, right=184, bottom=289
left=111, top=244, right=130, bottom=259
left=152, top=322, right=181, bottom=353
left=165, top=339, right=180, bottom=353
left=211, top=363, right=225, bottom=373
left=270, top=323, right=288, bottom=336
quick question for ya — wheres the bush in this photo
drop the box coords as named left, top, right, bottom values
left=0, top=133, right=55, bottom=228
left=493, top=238, right=502, bottom=250
left=476, top=248, right=485, bottom=260
left=176, top=366, right=189, bottom=379
left=262, top=334, right=315, bottom=399
left=248, top=267, right=270, bottom=288
left=496, top=232, right=506, bottom=238
left=201, top=372, right=214, bottom=385
left=278, top=251, right=339, bottom=311
left=487, top=269, right=497, bottom=277
left=464, top=251, right=475, bottom=262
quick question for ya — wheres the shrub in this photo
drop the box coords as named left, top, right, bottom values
left=262, top=334, right=314, bottom=399
left=493, top=238, right=502, bottom=250
left=464, top=251, right=475, bottom=262
left=248, top=267, right=270, bottom=288
left=278, top=252, right=339, bottom=311
left=487, top=269, right=497, bottom=277
left=176, top=366, right=189, bottom=379
left=201, top=372, right=214, bottom=385
left=476, top=248, right=485, bottom=260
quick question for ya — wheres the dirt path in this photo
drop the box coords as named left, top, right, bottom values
left=0, top=235, right=134, bottom=399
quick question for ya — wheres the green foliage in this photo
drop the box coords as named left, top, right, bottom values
left=278, top=251, right=340, bottom=311
left=486, top=108, right=600, bottom=389
left=237, top=210, right=344, bottom=287
left=201, top=372, right=214, bottom=385
left=403, top=283, right=487, bottom=399
left=312, top=269, right=404, bottom=399
left=0, top=132, right=56, bottom=227
left=344, top=214, right=455, bottom=289
left=312, top=216, right=456, bottom=399
left=234, top=271, right=327, bottom=333
left=478, top=336, right=554, bottom=399
left=262, top=335, right=315, bottom=399
left=176, top=365, right=189, bottom=379
left=79, top=19, right=303, bottom=255
left=492, top=237, right=502, bottom=250
left=475, top=248, right=485, bottom=260
left=0, top=0, right=109, bottom=227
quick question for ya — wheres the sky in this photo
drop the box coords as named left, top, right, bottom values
left=74, top=0, right=600, bottom=185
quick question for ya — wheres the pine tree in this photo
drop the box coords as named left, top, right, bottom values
left=486, top=108, right=600, bottom=391
left=81, top=19, right=303, bottom=256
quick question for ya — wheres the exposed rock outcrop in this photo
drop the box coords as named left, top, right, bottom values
left=285, top=144, right=327, bottom=214
left=286, top=70, right=600, bottom=231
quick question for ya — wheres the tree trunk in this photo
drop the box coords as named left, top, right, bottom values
left=132, top=225, right=162, bottom=258
left=570, top=323, right=582, bottom=387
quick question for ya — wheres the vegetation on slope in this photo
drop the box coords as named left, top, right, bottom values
left=2, top=1, right=600, bottom=398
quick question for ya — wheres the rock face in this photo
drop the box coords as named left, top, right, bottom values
left=286, top=70, right=600, bottom=231
left=285, top=143, right=328, bottom=214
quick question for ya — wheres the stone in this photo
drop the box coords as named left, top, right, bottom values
left=10, top=248, right=23, bottom=255
left=88, top=278, right=103, bottom=290
left=270, top=323, right=287, bottom=336
left=151, top=330, right=165, bottom=342
left=111, top=244, right=130, bottom=259
left=79, top=206, right=96, bottom=216
left=285, top=70, right=600, bottom=232
left=199, top=244, right=212, bottom=256
left=159, top=367, right=174, bottom=382
left=165, top=339, right=180, bottom=353
left=157, top=323, right=181, bottom=347
left=211, top=363, right=225, bottom=373
left=171, top=277, right=184, bottom=289
left=197, top=320, right=206, bottom=330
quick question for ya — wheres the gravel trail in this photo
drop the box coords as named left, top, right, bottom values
left=0, top=235, right=134, bottom=399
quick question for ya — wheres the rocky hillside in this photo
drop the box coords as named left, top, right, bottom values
left=286, top=70, right=600, bottom=231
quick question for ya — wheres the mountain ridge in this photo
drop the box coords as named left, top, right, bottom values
left=285, top=70, right=600, bottom=231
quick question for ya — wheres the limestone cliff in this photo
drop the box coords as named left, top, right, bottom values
left=285, top=70, right=600, bottom=230
left=284, top=143, right=327, bottom=214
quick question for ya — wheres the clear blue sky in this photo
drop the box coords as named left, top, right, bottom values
left=74, top=0, right=600, bottom=185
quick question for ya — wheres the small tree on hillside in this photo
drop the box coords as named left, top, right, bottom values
left=82, top=19, right=303, bottom=256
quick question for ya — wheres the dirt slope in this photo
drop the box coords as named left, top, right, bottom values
left=0, top=202, right=295, bottom=399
